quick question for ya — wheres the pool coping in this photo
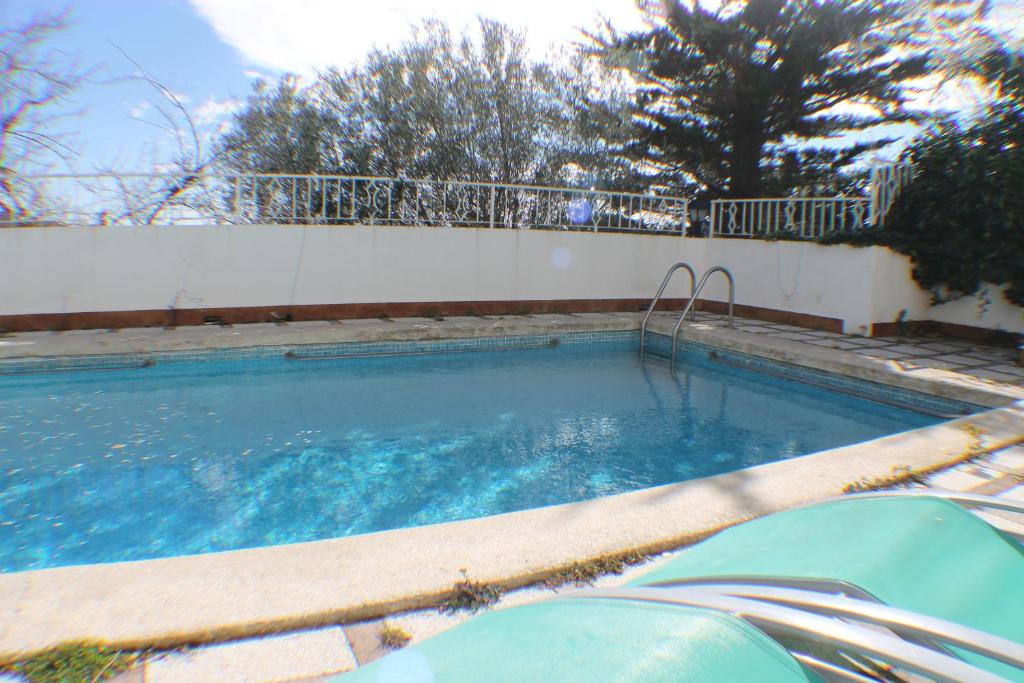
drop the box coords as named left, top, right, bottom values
left=0, top=318, right=1022, bottom=660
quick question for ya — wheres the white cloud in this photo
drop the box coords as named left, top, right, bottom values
left=127, top=100, right=151, bottom=118
left=188, top=0, right=646, bottom=73
left=194, top=97, right=243, bottom=126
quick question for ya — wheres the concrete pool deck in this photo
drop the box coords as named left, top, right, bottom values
left=0, top=314, right=1022, bottom=664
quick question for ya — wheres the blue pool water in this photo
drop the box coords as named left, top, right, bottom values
left=0, top=335, right=948, bottom=572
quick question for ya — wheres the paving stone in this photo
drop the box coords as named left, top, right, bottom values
left=956, top=463, right=999, bottom=481
left=929, top=354, right=992, bottom=367
left=973, top=510, right=1024, bottom=538
left=871, top=336, right=924, bottom=345
left=989, top=446, right=1024, bottom=472
left=1002, top=484, right=1024, bottom=502
left=144, top=627, right=355, bottom=683
left=909, top=357, right=964, bottom=371
left=966, top=470, right=1022, bottom=496
left=987, top=364, right=1024, bottom=378
left=879, top=345, right=938, bottom=358
left=961, top=368, right=1021, bottom=383
left=926, top=467, right=991, bottom=492
left=773, top=332, right=822, bottom=342
left=962, top=349, right=1017, bottom=363
left=837, top=337, right=894, bottom=347
left=828, top=340, right=868, bottom=350
left=852, top=348, right=906, bottom=360
left=343, top=620, right=392, bottom=666
left=804, top=339, right=847, bottom=348
left=109, top=666, right=145, bottom=683
left=916, top=342, right=971, bottom=353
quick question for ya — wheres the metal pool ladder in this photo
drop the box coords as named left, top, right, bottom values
left=639, top=262, right=697, bottom=359
left=640, top=264, right=735, bottom=362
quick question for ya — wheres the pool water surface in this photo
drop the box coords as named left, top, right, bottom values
left=0, top=336, right=944, bottom=571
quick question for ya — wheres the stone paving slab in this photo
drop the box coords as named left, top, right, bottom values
left=927, top=466, right=993, bottom=491
left=144, top=627, right=354, bottom=683
left=963, top=368, right=1024, bottom=384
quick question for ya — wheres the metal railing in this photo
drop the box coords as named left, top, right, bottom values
left=709, top=197, right=870, bottom=238
left=709, top=161, right=915, bottom=239
left=869, top=162, right=914, bottom=226
left=0, top=173, right=689, bottom=233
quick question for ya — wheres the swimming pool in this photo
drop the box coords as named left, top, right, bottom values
left=0, top=332, right=972, bottom=572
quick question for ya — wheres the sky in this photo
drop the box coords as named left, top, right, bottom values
left=3, top=0, right=1022, bottom=175
left=3, top=0, right=645, bottom=174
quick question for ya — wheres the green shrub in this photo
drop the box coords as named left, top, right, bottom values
left=825, top=52, right=1024, bottom=306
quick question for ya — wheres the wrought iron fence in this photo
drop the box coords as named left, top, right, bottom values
left=0, top=173, right=689, bottom=233
left=709, top=197, right=870, bottom=238
left=708, top=162, right=914, bottom=239
left=868, top=162, right=914, bottom=226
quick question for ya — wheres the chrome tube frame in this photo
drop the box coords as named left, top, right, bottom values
left=561, top=587, right=1010, bottom=683
left=666, top=583, right=1024, bottom=670
left=639, top=262, right=697, bottom=359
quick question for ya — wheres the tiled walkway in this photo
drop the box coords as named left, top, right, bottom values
left=656, top=311, right=1024, bottom=388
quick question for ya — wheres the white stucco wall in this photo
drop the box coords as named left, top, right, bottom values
left=2, top=225, right=1021, bottom=335
left=927, top=284, right=1024, bottom=335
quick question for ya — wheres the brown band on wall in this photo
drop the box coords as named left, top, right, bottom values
left=0, top=299, right=843, bottom=334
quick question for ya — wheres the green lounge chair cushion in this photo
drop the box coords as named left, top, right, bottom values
left=338, top=598, right=822, bottom=682
left=633, top=496, right=1024, bottom=679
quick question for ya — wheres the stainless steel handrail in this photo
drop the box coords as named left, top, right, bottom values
left=639, top=262, right=697, bottom=359
left=671, top=266, right=734, bottom=363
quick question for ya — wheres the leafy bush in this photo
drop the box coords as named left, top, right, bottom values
left=820, top=50, right=1024, bottom=306
left=881, top=107, right=1024, bottom=305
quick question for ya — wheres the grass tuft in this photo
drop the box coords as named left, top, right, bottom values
left=1, top=642, right=138, bottom=683
left=440, top=571, right=503, bottom=613
left=378, top=622, right=412, bottom=650
left=544, top=550, right=648, bottom=588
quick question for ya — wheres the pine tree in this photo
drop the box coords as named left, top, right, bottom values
left=592, top=0, right=972, bottom=198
